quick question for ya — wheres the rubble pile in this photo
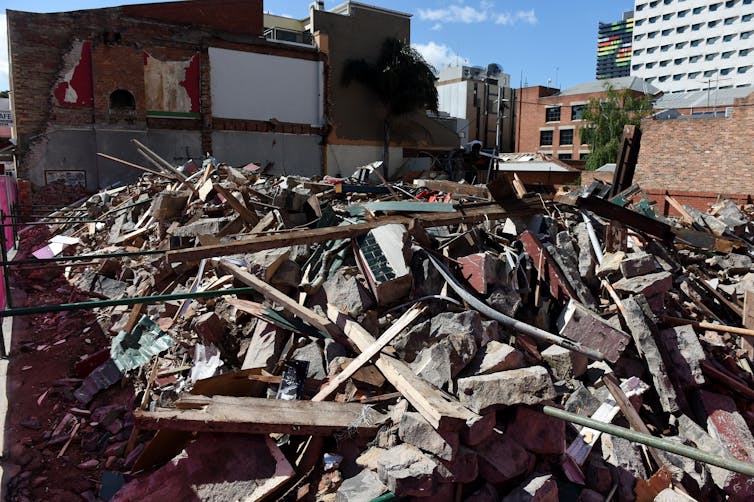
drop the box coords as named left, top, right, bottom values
left=7, top=155, right=754, bottom=501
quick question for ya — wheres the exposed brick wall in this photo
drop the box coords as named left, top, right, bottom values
left=635, top=92, right=754, bottom=195
left=646, top=189, right=754, bottom=215
left=8, top=3, right=320, bottom=183
left=515, top=86, right=649, bottom=160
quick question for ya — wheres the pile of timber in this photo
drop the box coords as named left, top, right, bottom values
left=6, top=150, right=754, bottom=501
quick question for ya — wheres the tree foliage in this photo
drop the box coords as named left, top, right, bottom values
left=342, top=38, right=438, bottom=177
left=0, top=91, right=9, bottom=99
left=580, top=83, right=654, bottom=170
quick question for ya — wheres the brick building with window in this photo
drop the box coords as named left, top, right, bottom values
left=514, top=76, right=660, bottom=161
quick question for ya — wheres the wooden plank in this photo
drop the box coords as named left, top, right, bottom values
left=135, top=395, right=384, bottom=436
left=603, top=373, right=666, bottom=470
left=663, top=195, right=695, bottom=226
left=312, top=305, right=425, bottom=401
left=743, top=290, right=754, bottom=359
left=218, top=260, right=347, bottom=344
left=166, top=204, right=514, bottom=263
left=97, top=152, right=176, bottom=180
left=611, top=124, right=642, bottom=198
left=413, top=179, right=490, bottom=199
left=213, top=183, right=260, bottom=227
left=327, top=305, right=479, bottom=431
left=576, top=195, right=674, bottom=242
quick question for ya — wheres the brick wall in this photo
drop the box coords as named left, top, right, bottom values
left=634, top=92, right=754, bottom=195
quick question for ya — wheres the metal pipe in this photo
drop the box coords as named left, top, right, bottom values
left=581, top=211, right=604, bottom=265
left=0, top=249, right=168, bottom=267
left=543, top=406, right=754, bottom=477
left=426, top=252, right=605, bottom=361
left=0, top=287, right=256, bottom=318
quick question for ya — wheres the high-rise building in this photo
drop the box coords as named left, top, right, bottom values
left=597, top=11, right=635, bottom=79
left=630, top=0, right=754, bottom=94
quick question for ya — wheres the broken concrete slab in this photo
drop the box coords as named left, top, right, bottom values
left=322, top=268, right=376, bottom=318
left=241, top=321, right=285, bottom=372
left=622, top=296, right=680, bottom=414
left=457, top=366, right=556, bottom=414
left=596, top=251, right=625, bottom=278
left=246, top=247, right=291, bottom=282
left=657, top=325, right=706, bottom=390
left=292, top=341, right=327, bottom=380
left=556, top=299, right=630, bottom=364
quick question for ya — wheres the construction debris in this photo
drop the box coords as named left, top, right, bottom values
left=5, top=155, right=754, bottom=502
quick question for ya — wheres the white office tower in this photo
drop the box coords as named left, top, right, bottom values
left=631, top=0, right=754, bottom=93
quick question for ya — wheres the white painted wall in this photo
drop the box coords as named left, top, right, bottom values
left=209, top=47, right=324, bottom=125
left=213, top=131, right=321, bottom=178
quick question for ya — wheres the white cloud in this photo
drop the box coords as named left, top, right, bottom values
left=413, top=42, right=470, bottom=72
left=417, top=5, right=486, bottom=24
left=0, top=14, right=8, bottom=91
left=431, top=23, right=443, bottom=31
left=418, top=2, right=537, bottom=28
left=496, top=9, right=538, bottom=25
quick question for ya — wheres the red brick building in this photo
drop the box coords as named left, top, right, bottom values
left=514, top=76, right=660, bottom=162
left=634, top=90, right=754, bottom=206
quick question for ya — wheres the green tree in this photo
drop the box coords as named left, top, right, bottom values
left=580, top=83, right=654, bottom=170
left=342, top=38, right=438, bottom=178
left=0, top=91, right=9, bottom=98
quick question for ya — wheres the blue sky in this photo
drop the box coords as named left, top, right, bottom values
left=1, top=1, right=634, bottom=91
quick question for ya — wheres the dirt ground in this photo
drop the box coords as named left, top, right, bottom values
left=4, top=226, right=135, bottom=501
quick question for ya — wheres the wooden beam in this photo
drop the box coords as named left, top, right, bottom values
left=167, top=204, right=514, bottom=263
left=217, top=260, right=347, bottom=344
left=576, top=195, right=674, bottom=242
left=213, top=183, right=260, bottom=227
left=135, top=395, right=384, bottom=436
left=312, top=305, right=426, bottom=401
left=663, top=195, right=694, bottom=226
left=662, top=316, right=754, bottom=338
left=97, top=152, right=176, bottom=180
left=327, top=305, right=479, bottom=431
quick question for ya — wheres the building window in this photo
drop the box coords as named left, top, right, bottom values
left=743, top=31, right=753, bottom=39
left=673, top=73, right=685, bottom=80
left=726, top=0, right=737, bottom=6
left=647, top=61, right=656, bottom=68
left=634, top=48, right=644, bottom=55
left=649, top=16, right=659, bottom=23
left=637, top=2, right=647, bottom=10
left=571, top=104, right=585, bottom=120
left=739, top=65, right=752, bottom=74
left=579, top=153, right=590, bottom=161
left=689, top=55, right=701, bottom=62
left=691, top=39, right=702, bottom=46
left=659, top=75, right=670, bottom=82
left=109, top=89, right=135, bottom=110
left=722, top=50, right=734, bottom=58
left=692, top=23, right=702, bottom=30
left=661, top=44, right=671, bottom=52
left=725, top=16, right=738, bottom=24
left=688, top=71, right=701, bottom=79
left=636, top=18, right=646, bottom=25
left=558, top=153, right=572, bottom=160
left=708, top=20, right=720, bottom=27
left=741, top=48, right=752, bottom=56
left=705, top=53, right=719, bottom=60
left=677, top=26, right=688, bottom=33
left=545, top=106, right=561, bottom=122
left=674, top=57, right=686, bottom=64
left=724, top=33, right=736, bottom=41
left=744, top=13, right=753, bottom=21
left=693, top=6, right=704, bottom=13
left=675, top=41, right=687, bottom=48
left=559, top=129, right=574, bottom=145
left=710, top=2, right=721, bottom=10
left=662, top=28, right=673, bottom=35
left=647, top=46, right=657, bottom=53
left=648, top=31, right=659, bottom=38
left=703, top=69, right=718, bottom=77
left=707, top=36, right=719, bottom=44
left=660, top=60, right=670, bottom=67
left=678, top=9, right=689, bottom=16
left=540, top=130, right=553, bottom=146
left=663, top=13, right=673, bottom=20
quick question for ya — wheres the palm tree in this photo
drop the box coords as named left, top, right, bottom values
left=342, top=38, right=438, bottom=179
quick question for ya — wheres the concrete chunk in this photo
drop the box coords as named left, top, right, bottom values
left=612, top=271, right=673, bottom=298
left=658, top=325, right=706, bottom=390
left=376, top=444, right=438, bottom=497
left=411, top=332, right=477, bottom=389
left=541, top=344, right=587, bottom=380
left=463, top=341, right=525, bottom=376
left=457, top=366, right=556, bottom=413
left=398, top=412, right=458, bottom=461
left=336, top=470, right=388, bottom=502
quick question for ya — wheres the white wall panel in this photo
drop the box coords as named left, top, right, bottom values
left=210, top=47, right=323, bottom=125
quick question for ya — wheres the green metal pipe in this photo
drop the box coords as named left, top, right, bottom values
left=542, top=406, right=754, bottom=477
left=369, top=494, right=396, bottom=502
left=1, top=249, right=169, bottom=267
left=0, top=287, right=255, bottom=317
